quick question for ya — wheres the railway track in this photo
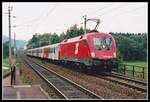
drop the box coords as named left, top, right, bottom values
left=19, top=53, right=104, bottom=99
left=97, top=72, right=147, bottom=93
left=111, top=72, right=147, bottom=86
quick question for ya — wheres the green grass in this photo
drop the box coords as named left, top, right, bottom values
left=2, top=58, right=11, bottom=78
left=3, top=69, right=11, bottom=78
left=3, top=57, right=9, bottom=68
left=114, top=61, right=148, bottom=80
left=123, top=61, right=147, bottom=67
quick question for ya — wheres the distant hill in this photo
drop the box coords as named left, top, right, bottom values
left=2, top=35, right=28, bottom=50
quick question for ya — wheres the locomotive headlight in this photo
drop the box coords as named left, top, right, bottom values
left=91, top=52, right=95, bottom=58
left=113, top=52, right=116, bottom=57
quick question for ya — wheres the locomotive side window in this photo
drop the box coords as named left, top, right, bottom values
left=93, top=37, right=112, bottom=50
left=83, top=40, right=89, bottom=48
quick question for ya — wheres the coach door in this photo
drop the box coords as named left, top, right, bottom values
left=54, top=45, right=59, bottom=60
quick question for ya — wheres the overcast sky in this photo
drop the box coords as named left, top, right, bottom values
left=2, top=2, right=148, bottom=41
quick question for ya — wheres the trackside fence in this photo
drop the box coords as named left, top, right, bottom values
left=113, top=63, right=147, bottom=79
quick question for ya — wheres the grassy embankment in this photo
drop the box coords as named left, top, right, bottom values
left=3, top=57, right=10, bottom=78
left=118, top=61, right=148, bottom=80
left=3, top=56, right=18, bottom=78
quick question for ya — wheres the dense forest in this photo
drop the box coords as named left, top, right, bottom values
left=25, top=24, right=147, bottom=62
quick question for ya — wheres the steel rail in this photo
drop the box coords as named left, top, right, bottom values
left=111, top=72, right=147, bottom=86
left=20, top=56, right=68, bottom=99
left=97, top=73, right=147, bottom=92
left=20, top=54, right=104, bottom=99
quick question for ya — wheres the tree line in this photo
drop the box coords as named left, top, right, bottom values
left=27, top=24, right=89, bottom=48
left=109, top=32, right=147, bottom=61
left=25, top=24, right=147, bottom=62
left=3, top=41, right=15, bottom=58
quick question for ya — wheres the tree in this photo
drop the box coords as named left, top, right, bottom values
left=59, top=32, right=65, bottom=42
left=3, top=41, right=9, bottom=58
left=50, top=33, right=60, bottom=44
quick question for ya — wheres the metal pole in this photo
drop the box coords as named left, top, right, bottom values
left=133, top=66, right=134, bottom=78
left=124, top=64, right=126, bottom=75
left=8, top=6, right=12, bottom=67
left=14, top=33, right=16, bottom=56
left=8, top=6, right=13, bottom=85
left=142, top=67, right=145, bottom=79
left=83, top=15, right=87, bottom=35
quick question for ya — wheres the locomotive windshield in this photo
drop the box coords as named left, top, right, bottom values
left=93, top=37, right=112, bottom=50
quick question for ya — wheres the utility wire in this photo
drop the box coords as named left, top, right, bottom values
left=35, top=3, right=59, bottom=33
left=75, top=3, right=127, bottom=29
left=86, top=3, right=114, bottom=15
left=95, top=3, right=128, bottom=18
left=102, top=5, right=147, bottom=23
left=45, top=3, right=58, bottom=17
left=15, top=3, right=58, bottom=28
left=97, top=5, right=147, bottom=32
left=16, top=5, right=50, bottom=26
left=38, top=3, right=58, bottom=25
left=113, top=5, right=146, bottom=17
left=16, top=18, right=39, bottom=26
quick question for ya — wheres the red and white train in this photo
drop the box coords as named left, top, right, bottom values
left=27, top=31, right=117, bottom=72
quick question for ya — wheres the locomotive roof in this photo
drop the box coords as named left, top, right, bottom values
left=61, top=32, right=111, bottom=44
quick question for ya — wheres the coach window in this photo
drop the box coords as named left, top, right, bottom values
left=50, top=48, right=53, bottom=53
left=49, top=48, right=52, bottom=53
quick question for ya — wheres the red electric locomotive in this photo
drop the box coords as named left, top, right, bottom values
left=59, top=31, right=117, bottom=72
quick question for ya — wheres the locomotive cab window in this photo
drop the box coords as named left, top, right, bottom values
left=93, top=37, right=112, bottom=50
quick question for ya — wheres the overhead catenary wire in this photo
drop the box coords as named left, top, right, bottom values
left=38, top=3, right=58, bottom=25
left=36, top=3, right=146, bottom=35
left=14, top=3, right=60, bottom=35
left=74, top=3, right=127, bottom=30
left=35, top=3, right=59, bottom=33
left=15, top=3, right=146, bottom=36
left=74, top=3, right=114, bottom=29
left=15, top=18, right=39, bottom=26
left=112, top=5, right=146, bottom=17
left=33, top=3, right=116, bottom=34
left=52, top=3, right=113, bottom=33
left=15, top=5, right=51, bottom=26
left=97, top=5, right=147, bottom=33
left=76, top=3, right=146, bottom=32
left=15, top=3, right=58, bottom=29
left=86, top=3, right=114, bottom=15
left=101, top=5, right=147, bottom=23
left=95, top=3, right=129, bottom=18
